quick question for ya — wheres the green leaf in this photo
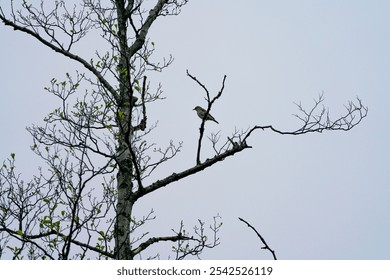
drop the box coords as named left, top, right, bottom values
left=53, top=221, right=60, bottom=231
left=16, top=230, right=23, bottom=236
left=11, top=153, right=15, bottom=159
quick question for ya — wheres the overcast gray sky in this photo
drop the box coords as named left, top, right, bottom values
left=1, top=0, right=389, bottom=259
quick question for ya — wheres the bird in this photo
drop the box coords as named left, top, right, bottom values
left=193, top=106, right=219, bottom=124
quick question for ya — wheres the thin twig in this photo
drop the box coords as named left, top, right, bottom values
left=238, top=217, right=277, bottom=260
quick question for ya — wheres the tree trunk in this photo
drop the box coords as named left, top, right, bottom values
left=114, top=0, right=135, bottom=260
left=115, top=143, right=134, bottom=259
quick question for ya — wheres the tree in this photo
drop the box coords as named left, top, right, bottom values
left=0, top=1, right=367, bottom=260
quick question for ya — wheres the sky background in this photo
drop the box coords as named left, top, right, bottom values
left=1, top=0, right=389, bottom=259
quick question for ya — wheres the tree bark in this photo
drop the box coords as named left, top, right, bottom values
left=114, top=0, right=134, bottom=260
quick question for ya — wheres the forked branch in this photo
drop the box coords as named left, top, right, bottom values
left=186, top=70, right=227, bottom=164
left=239, top=217, right=277, bottom=260
left=243, top=94, right=368, bottom=142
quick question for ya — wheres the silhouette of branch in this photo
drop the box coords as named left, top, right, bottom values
left=239, top=217, right=277, bottom=260
left=186, top=70, right=226, bottom=164
left=243, top=94, right=368, bottom=142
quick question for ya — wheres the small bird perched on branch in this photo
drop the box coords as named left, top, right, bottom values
left=193, top=106, right=219, bottom=124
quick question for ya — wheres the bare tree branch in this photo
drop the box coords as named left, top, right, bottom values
left=0, top=5, right=120, bottom=102
left=135, top=140, right=249, bottom=200
left=243, top=94, right=368, bottom=142
left=239, top=217, right=277, bottom=260
left=186, top=70, right=226, bottom=164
